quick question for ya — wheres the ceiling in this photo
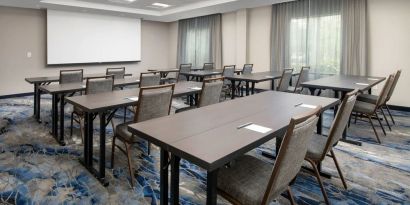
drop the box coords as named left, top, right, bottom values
left=0, top=0, right=293, bottom=22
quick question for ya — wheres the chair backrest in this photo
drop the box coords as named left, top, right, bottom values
left=203, top=63, right=214, bottom=70
left=375, top=74, right=395, bottom=109
left=386, top=70, right=401, bottom=102
left=178, top=63, right=192, bottom=81
left=85, top=76, right=114, bottom=95
left=320, top=89, right=358, bottom=160
left=294, top=66, right=310, bottom=92
left=199, top=77, right=224, bottom=107
left=277, top=68, right=294, bottom=91
left=222, top=65, right=236, bottom=85
left=242, top=64, right=253, bottom=75
left=106, top=67, right=125, bottom=79
left=134, top=84, right=175, bottom=123
left=59, top=69, right=83, bottom=84
left=140, top=72, right=161, bottom=87
left=263, top=107, right=321, bottom=204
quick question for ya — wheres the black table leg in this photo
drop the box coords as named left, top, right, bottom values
left=170, top=155, right=181, bottom=205
left=251, top=82, right=255, bottom=95
left=246, top=82, right=250, bottom=96
left=231, top=80, right=236, bottom=99
left=160, top=149, right=169, bottom=205
left=59, top=94, right=66, bottom=146
left=317, top=112, right=323, bottom=135
left=194, top=93, right=199, bottom=105
left=52, top=94, right=58, bottom=138
left=85, top=112, right=94, bottom=168
left=36, top=86, right=42, bottom=123
left=271, top=79, right=275, bottom=90
left=206, top=169, right=218, bottom=205
left=309, top=88, right=316, bottom=96
left=99, top=112, right=108, bottom=186
left=33, top=83, right=38, bottom=117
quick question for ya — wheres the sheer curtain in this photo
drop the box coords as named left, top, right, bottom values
left=177, top=14, right=222, bottom=69
left=271, top=0, right=366, bottom=75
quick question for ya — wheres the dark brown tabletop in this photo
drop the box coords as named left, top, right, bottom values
left=25, top=73, right=132, bottom=84
left=225, top=71, right=284, bottom=82
left=301, top=75, right=386, bottom=92
left=148, top=68, right=179, bottom=73
left=179, top=69, right=224, bottom=77
left=39, top=78, right=140, bottom=94
left=128, top=91, right=339, bottom=170
left=65, top=81, right=203, bottom=113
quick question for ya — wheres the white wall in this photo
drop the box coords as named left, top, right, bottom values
left=0, top=6, right=171, bottom=96
left=367, top=0, right=410, bottom=107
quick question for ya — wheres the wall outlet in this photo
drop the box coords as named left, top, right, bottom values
left=27, top=52, right=32, bottom=58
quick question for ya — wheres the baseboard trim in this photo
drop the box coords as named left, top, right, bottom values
left=0, top=92, right=34, bottom=99
left=388, top=105, right=410, bottom=112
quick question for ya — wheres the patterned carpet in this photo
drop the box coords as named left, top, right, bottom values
left=0, top=94, right=409, bottom=205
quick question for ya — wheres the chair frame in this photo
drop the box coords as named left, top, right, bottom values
left=106, top=67, right=125, bottom=79
left=111, top=84, right=175, bottom=187
left=139, top=71, right=161, bottom=87
left=70, top=75, right=115, bottom=142
left=276, top=68, right=294, bottom=91
left=203, top=63, right=214, bottom=70
left=177, top=63, right=192, bottom=82
left=222, top=65, right=237, bottom=98
left=59, top=69, right=84, bottom=84
left=305, top=89, right=359, bottom=205
left=292, top=66, right=310, bottom=93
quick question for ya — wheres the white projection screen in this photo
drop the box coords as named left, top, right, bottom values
left=47, top=10, right=141, bottom=65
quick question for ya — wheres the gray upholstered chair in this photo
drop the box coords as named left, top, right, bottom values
left=357, top=70, right=401, bottom=128
left=70, top=76, right=114, bottom=142
left=353, top=74, right=395, bottom=143
left=276, top=68, right=294, bottom=92
left=106, top=67, right=125, bottom=79
left=59, top=69, right=83, bottom=84
left=175, top=77, right=224, bottom=113
left=203, top=63, right=214, bottom=70
left=305, top=89, right=359, bottom=205
left=287, top=66, right=310, bottom=93
left=222, top=65, right=236, bottom=97
left=139, top=72, right=161, bottom=87
left=238, top=64, right=253, bottom=96
left=217, top=107, right=321, bottom=205
left=111, top=84, right=175, bottom=187
left=177, top=63, right=192, bottom=82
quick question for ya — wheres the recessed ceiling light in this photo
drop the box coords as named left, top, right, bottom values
left=151, top=2, right=171, bottom=8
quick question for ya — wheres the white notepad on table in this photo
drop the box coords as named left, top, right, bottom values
left=368, top=78, right=379, bottom=81
left=81, top=85, right=86, bottom=88
left=299, top=104, right=317, bottom=109
left=356, top=83, right=369, bottom=86
left=265, top=76, right=274, bottom=78
left=244, top=124, right=272, bottom=134
left=125, top=96, right=139, bottom=101
left=189, top=87, right=202, bottom=91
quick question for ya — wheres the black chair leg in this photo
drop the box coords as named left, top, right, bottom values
left=380, top=108, right=392, bottom=131
left=330, top=149, right=347, bottom=189
left=305, top=158, right=330, bottom=205
left=367, top=115, right=381, bottom=144
left=385, top=105, right=396, bottom=125
left=70, top=112, right=74, bottom=136
left=375, top=112, right=386, bottom=136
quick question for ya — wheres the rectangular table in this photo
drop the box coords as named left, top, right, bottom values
left=128, top=91, right=340, bottom=205
left=25, top=73, right=132, bottom=122
left=65, top=81, right=203, bottom=184
left=39, top=77, right=140, bottom=145
left=147, top=68, right=179, bottom=78
left=225, top=71, right=299, bottom=99
left=180, top=69, right=242, bottom=81
left=301, top=75, right=386, bottom=146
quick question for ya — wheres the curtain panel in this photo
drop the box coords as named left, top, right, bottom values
left=271, top=0, right=367, bottom=75
left=177, top=14, right=222, bottom=69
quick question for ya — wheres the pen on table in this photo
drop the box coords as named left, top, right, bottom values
left=294, top=103, right=303, bottom=107
left=237, top=122, right=253, bottom=129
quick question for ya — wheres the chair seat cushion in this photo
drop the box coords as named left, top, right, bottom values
left=357, top=94, right=378, bottom=104
left=217, top=155, right=272, bottom=205
left=116, top=122, right=143, bottom=143
left=353, top=101, right=376, bottom=114
left=306, top=134, right=328, bottom=161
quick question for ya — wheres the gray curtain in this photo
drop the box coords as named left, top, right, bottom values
left=177, top=14, right=222, bottom=69
left=271, top=0, right=367, bottom=75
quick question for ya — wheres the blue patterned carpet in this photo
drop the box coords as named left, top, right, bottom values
left=0, top=95, right=409, bottom=205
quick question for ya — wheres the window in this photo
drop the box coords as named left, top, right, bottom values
left=289, top=14, right=341, bottom=74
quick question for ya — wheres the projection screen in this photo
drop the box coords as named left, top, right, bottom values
left=47, top=10, right=141, bottom=65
